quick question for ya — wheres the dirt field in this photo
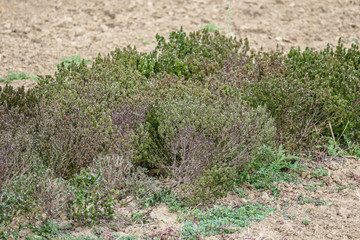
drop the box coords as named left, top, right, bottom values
left=1, top=0, right=360, bottom=239
left=1, top=0, right=360, bottom=80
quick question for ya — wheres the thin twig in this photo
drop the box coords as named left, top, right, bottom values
left=336, top=120, right=349, bottom=142
left=328, top=122, right=337, bottom=147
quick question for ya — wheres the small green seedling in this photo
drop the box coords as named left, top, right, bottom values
left=130, top=212, right=147, bottom=224
left=201, top=23, right=224, bottom=32
left=310, top=165, right=328, bottom=179
left=297, top=194, right=327, bottom=206
left=283, top=213, right=296, bottom=221
left=233, top=188, right=247, bottom=198
left=0, top=72, right=39, bottom=83
left=136, top=37, right=150, bottom=45
left=304, top=182, right=318, bottom=192
left=345, top=38, right=359, bottom=45
left=302, top=219, right=309, bottom=225
left=57, top=55, right=90, bottom=68
left=118, top=235, right=137, bottom=240
left=336, top=184, right=355, bottom=192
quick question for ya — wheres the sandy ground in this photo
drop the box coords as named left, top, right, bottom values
left=1, top=0, right=360, bottom=239
left=1, top=0, right=360, bottom=80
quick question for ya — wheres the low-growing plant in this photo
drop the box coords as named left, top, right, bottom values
left=180, top=164, right=237, bottom=206
left=67, top=168, right=116, bottom=226
left=117, top=235, right=137, bottom=240
left=0, top=72, right=39, bottom=83
left=233, top=188, right=247, bottom=198
left=297, top=195, right=327, bottom=206
left=57, top=55, right=90, bottom=68
left=325, top=138, right=349, bottom=156
left=342, top=135, right=360, bottom=157
left=133, top=178, right=171, bottom=208
left=136, top=37, right=150, bottom=45
left=344, top=38, right=359, bottom=45
left=130, top=211, right=148, bottom=224
left=304, top=182, right=318, bottom=192
left=181, top=203, right=274, bottom=239
left=239, top=145, right=302, bottom=196
left=29, top=232, right=137, bottom=240
left=336, top=184, right=355, bottom=192
left=302, top=219, right=310, bottom=226
left=283, top=213, right=297, bottom=221
left=325, top=134, right=360, bottom=157
left=140, top=186, right=172, bottom=208
left=26, top=220, right=62, bottom=239
left=310, top=165, right=328, bottom=179
left=201, top=23, right=224, bottom=32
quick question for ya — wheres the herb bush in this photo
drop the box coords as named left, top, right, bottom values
left=133, top=83, right=275, bottom=180
left=242, top=41, right=360, bottom=150
left=1, top=27, right=360, bottom=237
left=110, top=27, right=248, bottom=80
left=0, top=85, right=41, bottom=189
left=31, top=58, right=153, bottom=179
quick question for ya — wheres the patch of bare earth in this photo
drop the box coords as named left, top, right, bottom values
left=1, top=0, right=360, bottom=80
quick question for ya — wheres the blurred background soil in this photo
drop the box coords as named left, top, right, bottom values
left=1, top=0, right=360, bottom=81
